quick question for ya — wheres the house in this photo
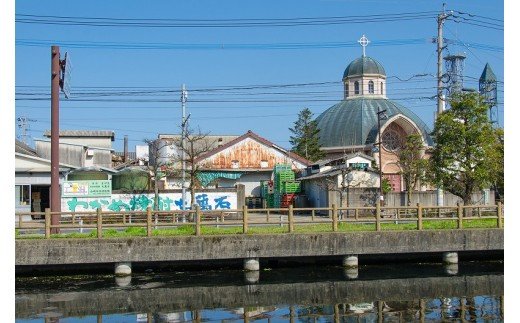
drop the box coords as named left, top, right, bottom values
left=149, top=130, right=310, bottom=198
left=16, top=130, right=118, bottom=217
left=15, top=139, right=76, bottom=215
left=195, top=130, right=311, bottom=197
left=36, top=130, right=115, bottom=169
left=298, top=152, right=380, bottom=208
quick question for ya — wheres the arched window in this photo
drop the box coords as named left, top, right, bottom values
left=368, top=81, right=374, bottom=94
left=344, top=83, right=349, bottom=98
left=354, top=81, right=360, bottom=95
left=380, top=82, right=384, bottom=95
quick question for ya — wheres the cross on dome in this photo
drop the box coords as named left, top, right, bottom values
left=358, top=34, right=370, bottom=57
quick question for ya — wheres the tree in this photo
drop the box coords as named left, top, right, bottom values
left=144, top=138, right=178, bottom=211
left=172, top=127, right=215, bottom=209
left=395, top=134, right=429, bottom=206
left=429, top=92, right=502, bottom=205
left=289, top=108, right=325, bottom=162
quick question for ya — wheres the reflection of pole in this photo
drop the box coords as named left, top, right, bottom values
left=334, top=304, right=340, bottom=323
left=181, top=84, right=188, bottom=210
left=377, top=300, right=383, bottom=323
left=419, top=298, right=426, bottom=323
left=50, top=45, right=61, bottom=232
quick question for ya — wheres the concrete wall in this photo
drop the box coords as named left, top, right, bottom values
left=15, top=229, right=503, bottom=266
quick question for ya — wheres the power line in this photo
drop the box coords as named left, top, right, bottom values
left=15, top=11, right=438, bottom=28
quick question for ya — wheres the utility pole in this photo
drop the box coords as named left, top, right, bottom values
left=376, top=107, right=387, bottom=206
left=181, top=84, right=188, bottom=210
left=17, top=116, right=36, bottom=144
left=436, top=3, right=452, bottom=116
left=50, top=45, right=61, bottom=230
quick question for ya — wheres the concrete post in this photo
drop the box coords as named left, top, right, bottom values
left=343, top=255, right=358, bottom=268
left=376, top=201, right=381, bottom=231
left=115, top=262, right=132, bottom=276
left=97, top=208, right=102, bottom=239
left=332, top=204, right=338, bottom=232
left=445, top=263, right=459, bottom=275
left=343, top=267, right=359, bottom=279
left=417, top=203, right=423, bottom=230
left=115, top=275, right=132, bottom=287
left=244, top=270, right=260, bottom=284
left=146, top=207, right=152, bottom=237
left=288, top=204, right=294, bottom=233
left=244, top=258, right=259, bottom=271
left=443, top=252, right=458, bottom=264
left=242, top=205, right=248, bottom=234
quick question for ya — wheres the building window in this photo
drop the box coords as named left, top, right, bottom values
left=354, top=81, right=360, bottom=94
left=15, top=185, right=30, bottom=206
left=368, top=81, right=374, bottom=94
left=231, top=160, right=240, bottom=169
left=260, top=160, right=268, bottom=168
left=344, top=83, right=349, bottom=98
left=380, top=82, right=384, bottom=95
left=382, top=130, right=402, bottom=151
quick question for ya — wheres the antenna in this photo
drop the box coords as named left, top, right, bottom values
left=17, top=116, right=36, bottom=144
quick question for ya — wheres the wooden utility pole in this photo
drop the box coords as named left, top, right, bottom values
left=50, top=45, right=61, bottom=232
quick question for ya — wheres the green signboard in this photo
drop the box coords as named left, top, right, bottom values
left=62, top=180, right=112, bottom=197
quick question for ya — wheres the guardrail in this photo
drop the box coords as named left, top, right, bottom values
left=15, top=202, right=503, bottom=239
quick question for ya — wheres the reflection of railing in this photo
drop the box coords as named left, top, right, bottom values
left=15, top=202, right=503, bottom=239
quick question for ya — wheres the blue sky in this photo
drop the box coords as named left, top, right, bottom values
left=14, top=0, right=504, bottom=152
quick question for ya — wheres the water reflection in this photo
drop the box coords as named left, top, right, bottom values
left=15, top=262, right=503, bottom=322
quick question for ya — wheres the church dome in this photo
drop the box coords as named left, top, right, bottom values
left=315, top=97, right=433, bottom=148
left=343, top=56, right=386, bottom=79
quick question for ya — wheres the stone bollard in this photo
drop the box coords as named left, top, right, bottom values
left=443, top=252, right=458, bottom=264
left=244, top=258, right=260, bottom=271
left=342, top=255, right=359, bottom=268
left=115, top=262, right=132, bottom=276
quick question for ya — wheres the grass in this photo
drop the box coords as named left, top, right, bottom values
left=15, top=218, right=501, bottom=239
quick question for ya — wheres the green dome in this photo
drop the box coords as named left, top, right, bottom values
left=343, top=56, right=386, bottom=79
left=315, top=97, right=433, bottom=148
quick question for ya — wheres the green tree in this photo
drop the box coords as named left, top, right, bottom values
left=289, top=108, right=325, bottom=162
left=396, top=134, right=429, bottom=206
left=429, top=92, right=502, bottom=205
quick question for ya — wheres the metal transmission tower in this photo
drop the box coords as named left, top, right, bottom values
left=443, top=53, right=466, bottom=104
left=16, top=116, right=36, bottom=144
left=436, top=3, right=453, bottom=116
left=479, top=63, right=498, bottom=125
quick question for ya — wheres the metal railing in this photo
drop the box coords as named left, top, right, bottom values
left=15, top=202, right=503, bottom=239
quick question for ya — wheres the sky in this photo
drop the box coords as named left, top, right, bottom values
left=13, top=0, right=504, bottom=152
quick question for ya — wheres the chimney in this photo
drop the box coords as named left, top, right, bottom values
left=124, top=135, right=129, bottom=162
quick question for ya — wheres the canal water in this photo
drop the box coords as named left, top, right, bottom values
left=16, top=261, right=503, bottom=322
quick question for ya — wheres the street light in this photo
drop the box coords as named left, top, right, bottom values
left=376, top=107, right=388, bottom=206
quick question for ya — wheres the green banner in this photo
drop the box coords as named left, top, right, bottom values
left=62, top=180, right=112, bottom=197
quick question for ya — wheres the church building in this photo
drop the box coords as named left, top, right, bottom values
left=315, top=35, right=434, bottom=192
